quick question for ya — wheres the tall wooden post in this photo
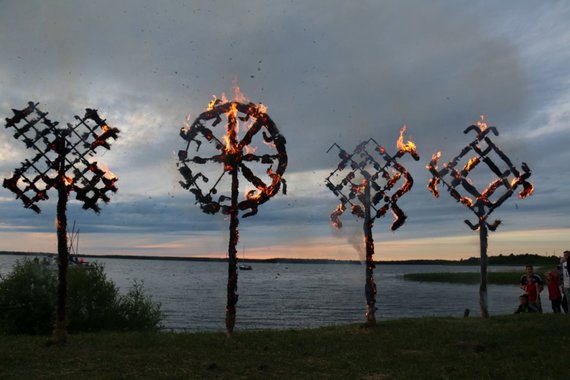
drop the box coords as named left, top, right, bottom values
left=363, top=179, right=377, bottom=325
left=226, top=165, right=239, bottom=335
left=54, top=136, right=69, bottom=343
left=478, top=214, right=489, bottom=319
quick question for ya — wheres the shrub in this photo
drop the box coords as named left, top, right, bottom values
left=0, top=258, right=57, bottom=335
left=116, top=281, right=162, bottom=331
left=0, top=258, right=162, bottom=335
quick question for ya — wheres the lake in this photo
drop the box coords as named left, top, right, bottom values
left=0, top=254, right=529, bottom=332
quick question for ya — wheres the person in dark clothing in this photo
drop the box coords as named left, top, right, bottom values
left=514, top=294, right=538, bottom=314
left=562, top=251, right=570, bottom=313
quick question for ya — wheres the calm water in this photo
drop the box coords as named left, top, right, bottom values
left=0, top=254, right=527, bottom=331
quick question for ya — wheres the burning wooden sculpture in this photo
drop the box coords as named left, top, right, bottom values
left=177, top=98, right=287, bottom=335
left=426, top=117, right=533, bottom=318
left=3, top=101, right=119, bottom=342
left=325, top=127, right=419, bottom=325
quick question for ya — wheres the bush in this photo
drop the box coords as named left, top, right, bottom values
left=0, top=258, right=57, bottom=335
left=0, top=258, right=162, bottom=335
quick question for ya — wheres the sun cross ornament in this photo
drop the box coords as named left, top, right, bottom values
left=2, top=101, right=119, bottom=342
left=426, top=116, right=533, bottom=318
left=177, top=97, right=287, bottom=335
left=325, top=127, right=419, bottom=325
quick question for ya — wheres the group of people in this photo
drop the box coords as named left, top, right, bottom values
left=515, top=250, right=570, bottom=314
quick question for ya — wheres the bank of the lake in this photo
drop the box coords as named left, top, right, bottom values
left=1, top=314, right=567, bottom=379
left=403, top=266, right=559, bottom=285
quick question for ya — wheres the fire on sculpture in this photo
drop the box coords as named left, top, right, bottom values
left=177, top=95, right=287, bottom=335
left=325, top=127, right=419, bottom=325
left=426, top=116, right=534, bottom=318
left=2, top=101, right=119, bottom=342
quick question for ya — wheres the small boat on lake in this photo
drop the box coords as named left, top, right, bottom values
left=238, top=244, right=252, bottom=270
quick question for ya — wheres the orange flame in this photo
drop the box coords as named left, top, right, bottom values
left=98, top=162, right=118, bottom=181
left=207, top=96, right=219, bottom=111
left=245, top=167, right=282, bottom=202
left=464, top=157, right=480, bottom=172
left=479, top=178, right=503, bottom=202
left=427, top=177, right=440, bottom=198
left=331, top=203, right=346, bottom=229
left=511, top=177, right=535, bottom=199
left=426, top=151, right=442, bottom=170
left=232, top=77, right=248, bottom=103
left=477, top=115, right=488, bottom=131
left=352, top=179, right=367, bottom=194
left=256, top=103, right=268, bottom=114
left=460, top=196, right=473, bottom=207
left=223, top=102, right=240, bottom=155
left=519, top=182, right=534, bottom=199
left=396, top=125, right=417, bottom=155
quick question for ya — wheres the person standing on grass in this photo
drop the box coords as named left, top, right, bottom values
left=520, top=264, right=543, bottom=312
left=562, top=251, right=570, bottom=314
left=546, top=271, right=562, bottom=313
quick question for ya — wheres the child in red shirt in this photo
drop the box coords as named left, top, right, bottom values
left=546, top=271, right=562, bottom=313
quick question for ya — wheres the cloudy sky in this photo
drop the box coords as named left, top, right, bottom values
left=0, top=1, right=569, bottom=261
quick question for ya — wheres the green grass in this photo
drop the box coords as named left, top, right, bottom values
left=1, top=315, right=568, bottom=379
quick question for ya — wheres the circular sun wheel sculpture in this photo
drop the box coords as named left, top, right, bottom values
left=177, top=99, right=287, bottom=335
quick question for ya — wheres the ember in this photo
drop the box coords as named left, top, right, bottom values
left=426, top=118, right=533, bottom=318
left=325, top=126, right=419, bottom=325
left=2, top=101, right=119, bottom=343
left=177, top=95, right=287, bottom=335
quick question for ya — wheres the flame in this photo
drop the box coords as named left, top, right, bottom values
left=396, top=125, right=417, bottom=155
left=232, top=77, right=248, bottom=103
left=427, top=177, right=440, bottom=198
left=477, top=114, right=488, bottom=131
left=64, top=176, right=74, bottom=186
left=511, top=177, right=534, bottom=199
left=97, top=162, right=118, bottom=181
left=330, top=203, right=346, bottom=229
left=207, top=96, right=219, bottom=111
left=426, top=151, right=441, bottom=170
left=245, top=167, right=282, bottom=202
left=223, top=102, right=240, bottom=155
left=256, top=103, right=268, bottom=114
left=352, top=179, right=367, bottom=194
left=519, top=182, right=534, bottom=199
left=460, top=196, right=473, bottom=207
left=479, top=178, right=503, bottom=201
left=464, top=157, right=480, bottom=172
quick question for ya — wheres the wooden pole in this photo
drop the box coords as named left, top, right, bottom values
left=53, top=136, right=69, bottom=343
left=225, top=166, right=239, bottom=336
left=479, top=215, right=489, bottom=318
left=363, top=179, right=376, bottom=325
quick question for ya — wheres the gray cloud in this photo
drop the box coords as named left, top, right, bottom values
left=1, top=1, right=569, bottom=257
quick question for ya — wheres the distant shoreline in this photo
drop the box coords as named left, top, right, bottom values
left=0, top=250, right=560, bottom=266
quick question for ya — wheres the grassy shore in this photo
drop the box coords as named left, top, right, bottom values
left=1, top=314, right=568, bottom=379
